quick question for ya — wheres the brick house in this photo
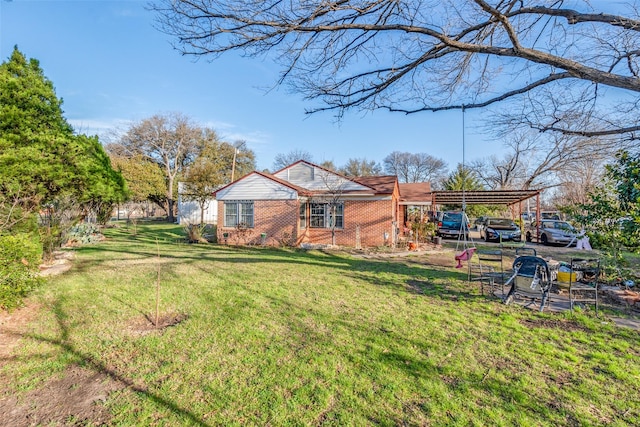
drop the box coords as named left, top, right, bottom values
left=214, top=160, right=402, bottom=247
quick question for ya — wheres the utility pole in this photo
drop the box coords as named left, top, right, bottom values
left=231, top=148, right=239, bottom=182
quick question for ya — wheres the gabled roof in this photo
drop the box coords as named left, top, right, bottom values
left=257, top=170, right=311, bottom=195
left=273, top=160, right=388, bottom=194
left=271, top=159, right=335, bottom=177
left=217, top=160, right=400, bottom=198
left=213, top=170, right=311, bottom=197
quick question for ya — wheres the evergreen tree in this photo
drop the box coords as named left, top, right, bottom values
left=0, top=47, right=126, bottom=220
left=443, top=164, right=484, bottom=192
left=0, top=47, right=126, bottom=308
left=442, top=164, right=487, bottom=217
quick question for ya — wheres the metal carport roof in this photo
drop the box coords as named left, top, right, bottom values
left=431, top=189, right=541, bottom=207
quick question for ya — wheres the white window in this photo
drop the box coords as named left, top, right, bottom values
left=299, top=203, right=307, bottom=229
left=224, top=201, right=254, bottom=228
left=309, top=202, right=343, bottom=229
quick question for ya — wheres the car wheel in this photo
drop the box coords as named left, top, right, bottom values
left=526, top=232, right=532, bottom=242
left=541, top=234, right=548, bottom=245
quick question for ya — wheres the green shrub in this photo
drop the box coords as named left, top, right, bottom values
left=0, top=233, right=43, bottom=310
left=410, top=221, right=436, bottom=242
left=65, top=223, right=104, bottom=246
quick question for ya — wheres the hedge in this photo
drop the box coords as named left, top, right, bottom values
left=0, top=233, right=42, bottom=310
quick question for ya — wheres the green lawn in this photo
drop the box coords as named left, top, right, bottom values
left=3, top=222, right=640, bottom=426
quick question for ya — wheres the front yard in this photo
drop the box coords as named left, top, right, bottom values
left=1, top=222, right=639, bottom=426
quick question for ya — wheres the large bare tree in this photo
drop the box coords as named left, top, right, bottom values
left=383, top=151, right=448, bottom=184
left=272, top=149, right=314, bottom=171
left=108, top=113, right=204, bottom=222
left=152, top=0, right=640, bottom=139
left=548, top=156, right=605, bottom=209
left=469, top=130, right=616, bottom=191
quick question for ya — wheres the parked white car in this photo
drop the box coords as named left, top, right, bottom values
left=526, top=220, right=578, bottom=246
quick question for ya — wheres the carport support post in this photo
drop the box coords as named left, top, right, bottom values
left=518, top=203, right=523, bottom=234
left=536, top=194, right=541, bottom=241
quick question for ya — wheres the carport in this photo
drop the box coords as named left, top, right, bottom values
left=430, top=189, right=541, bottom=212
left=430, top=189, right=544, bottom=238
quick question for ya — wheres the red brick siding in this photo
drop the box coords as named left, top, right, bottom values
left=217, top=200, right=299, bottom=245
left=300, top=199, right=395, bottom=247
left=218, top=198, right=398, bottom=247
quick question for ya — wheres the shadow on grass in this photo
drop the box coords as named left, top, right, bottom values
left=13, top=245, right=640, bottom=425
left=7, top=298, right=211, bottom=426
left=69, top=246, right=490, bottom=307
left=234, top=282, right=580, bottom=425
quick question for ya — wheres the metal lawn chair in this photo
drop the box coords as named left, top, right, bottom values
left=474, top=249, right=506, bottom=296
left=569, top=258, right=601, bottom=313
left=515, top=247, right=537, bottom=257
left=503, top=255, right=552, bottom=311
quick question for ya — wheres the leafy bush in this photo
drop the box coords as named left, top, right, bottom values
left=64, top=223, right=104, bottom=246
left=410, top=221, right=436, bottom=242
left=0, top=233, right=43, bottom=310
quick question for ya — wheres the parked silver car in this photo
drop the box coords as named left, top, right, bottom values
left=479, top=218, right=522, bottom=242
left=525, top=220, right=578, bottom=246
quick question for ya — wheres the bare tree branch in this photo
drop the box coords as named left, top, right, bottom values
left=151, top=0, right=640, bottom=138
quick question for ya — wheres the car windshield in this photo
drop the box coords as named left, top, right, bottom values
left=543, top=221, right=575, bottom=232
left=541, top=212, right=561, bottom=220
left=487, top=219, right=514, bottom=227
left=443, top=212, right=463, bottom=221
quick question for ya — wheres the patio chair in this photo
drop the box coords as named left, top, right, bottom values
left=503, top=256, right=552, bottom=311
left=474, top=249, right=506, bottom=296
left=569, top=258, right=601, bottom=313
left=515, top=247, right=537, bottom=257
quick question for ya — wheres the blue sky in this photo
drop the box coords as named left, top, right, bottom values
left=1, top=0, right=505, bottom=172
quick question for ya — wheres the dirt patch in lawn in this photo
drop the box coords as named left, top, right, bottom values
left=422, top=251, right=462, bottom=268
left=519, top=318, right=589, bottom=332
left=0, top=365, right=122, bottom=427
left=0, top=303, right=40, bottom=362
left=0, top=306, right=188, bottom=426
left=39, top=250, right=75, bottom=277
left=1, top=304, right=125, bottom=426
left=126, top=312, right=189, bottom=337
